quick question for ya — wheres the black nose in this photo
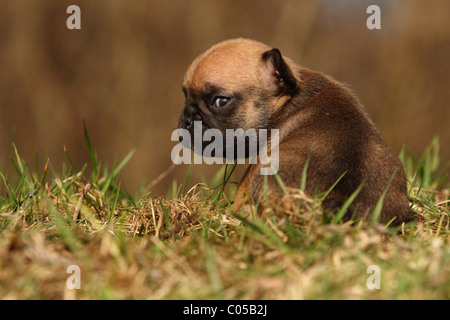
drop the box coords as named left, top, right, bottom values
left=182, top=103, right=201, bottom=130
left=184, top=117, right=193, bottom=130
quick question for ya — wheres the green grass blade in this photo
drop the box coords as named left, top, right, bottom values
left=332, top=181, right=365, bottom=224
left=159, top=199, right=174, bottom=235
left=371, top=168, right=398, bottom=225
left=205, top=246, right=223, bottom=294
left=320, top=171, right=347, bottom=203
left=11, top=144, right=25, bottom=175
left=214, top=162, right=237, bottom=202
left=231, top=211, right=263, bottom=234
left=101, top=148, right=136, bottom=195
left=274, top=173, right=288, bottom=194
left=181, top=163, right=194, bottom=197
left=210, top=165, right=227, bottom=190
left=108, top=182, right=121, bottom=223
left=82, top=119, right=98, bottom=181
left=300, top=154, right=311, bottom=191
left=0, top=172, right=18, bottom=208
left=63, top=144, right=77, bottom=175
left=13, top=165, right=27, bottom=196
left=111, top=148, right=136, bottom=179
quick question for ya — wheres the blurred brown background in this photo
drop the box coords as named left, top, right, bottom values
left=0, top=0, right=449, bottom=196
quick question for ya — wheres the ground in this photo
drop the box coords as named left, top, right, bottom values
left=0, top=137, right=448, bottom=299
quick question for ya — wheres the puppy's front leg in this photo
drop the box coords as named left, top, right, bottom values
left=233, top=165, right=256, bottom=212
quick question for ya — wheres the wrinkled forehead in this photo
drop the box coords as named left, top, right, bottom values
left=183, top=40, right=271, bottom=92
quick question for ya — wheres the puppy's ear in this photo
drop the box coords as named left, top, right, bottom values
left=259, top=48, right=299, bottom=96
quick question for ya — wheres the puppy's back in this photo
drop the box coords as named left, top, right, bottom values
left=264, top=69, right=411, bottom=225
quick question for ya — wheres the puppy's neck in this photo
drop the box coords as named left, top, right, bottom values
left=269, top=68, right=328, bottom=129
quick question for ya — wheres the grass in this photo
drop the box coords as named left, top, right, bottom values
left=0, top=129, right=449, bottom=299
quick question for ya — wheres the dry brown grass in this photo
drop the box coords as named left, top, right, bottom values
left=1, top=179, right=448, bottom=299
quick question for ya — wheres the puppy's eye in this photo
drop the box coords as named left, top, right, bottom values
left=213, top=96, right=230, bottom=108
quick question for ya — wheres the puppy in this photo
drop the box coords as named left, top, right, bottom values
left=178, top=38, right=412, bottom=225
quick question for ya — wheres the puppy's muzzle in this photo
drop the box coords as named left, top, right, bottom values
left=180, top=104, right=202, bottom=131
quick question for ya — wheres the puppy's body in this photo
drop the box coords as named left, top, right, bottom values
left=179, top=38, right=412, bottom=225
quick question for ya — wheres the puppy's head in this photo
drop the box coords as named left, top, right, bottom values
left=178, top=38, right=300, bottom=153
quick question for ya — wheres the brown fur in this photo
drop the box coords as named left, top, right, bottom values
left=179, top=38, right=412, bottom=225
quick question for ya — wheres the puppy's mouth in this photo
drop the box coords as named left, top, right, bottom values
left=178, top=114, right=212, bottom=131
left=177, top=113, right=214, bottom=151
